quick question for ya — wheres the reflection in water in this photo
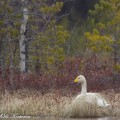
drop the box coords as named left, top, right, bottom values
left=0, top=117, right=120, bottom=120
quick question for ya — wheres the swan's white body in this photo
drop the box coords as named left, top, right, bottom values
left=74, top=93, right=110, bottom=108
left=74, top=75, right=110, bottom=108
left=66, top=75, right=111, bottom=117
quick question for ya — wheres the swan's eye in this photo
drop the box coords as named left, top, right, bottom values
left=78, top=78, right=80, bottom=81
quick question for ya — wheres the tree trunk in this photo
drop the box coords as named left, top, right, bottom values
left=9, top=39, right=14, bottom=90
left=19, top=0, right=28, bottom=72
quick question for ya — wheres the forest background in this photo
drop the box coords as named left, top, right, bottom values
left=0, top=0, right=120, bottom=93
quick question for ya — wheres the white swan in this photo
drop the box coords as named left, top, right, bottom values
left=65, top=75, right=111, bottom=117
left=74, top=75, right=110, bottom=108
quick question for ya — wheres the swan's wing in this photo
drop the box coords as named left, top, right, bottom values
left=86, top=93, right=110, bottom=108
left=94, top=94, right=110, bottom=108
left=97, top=98, right=109, bottom=107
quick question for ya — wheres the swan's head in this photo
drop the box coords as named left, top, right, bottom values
left=74, top=75, right=86, bottom=83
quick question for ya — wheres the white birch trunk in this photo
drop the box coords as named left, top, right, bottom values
left=19, top=0, right=28, bottom=72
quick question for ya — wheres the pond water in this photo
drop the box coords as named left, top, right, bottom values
left=0, top=117, right=120, bottom=120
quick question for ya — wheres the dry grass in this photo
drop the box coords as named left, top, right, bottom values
left=0, top=89, right=119, bottom=118
left=0, top=89, right=71, bottom=117
left=102, top=89, right=120, bottom=117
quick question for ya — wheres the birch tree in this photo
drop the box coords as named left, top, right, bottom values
left=20, top=0, right=28, bottom=72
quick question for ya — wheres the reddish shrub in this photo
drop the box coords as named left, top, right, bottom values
left=0, top=57, right=119, bottom=94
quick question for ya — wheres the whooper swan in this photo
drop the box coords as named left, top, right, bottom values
left=65, top=75, right=111, bottom=118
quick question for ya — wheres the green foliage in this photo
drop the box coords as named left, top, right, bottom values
left=0, top=20, right=4, bottom=26
left=31, top=23, right=69, bottom=72
left=114, top=63, right=120, bottom=71
left=10, top=28, right=19, bottom=38
left=47, top=56, right=55, bottom=65
left=0, top=0, right=67, bottom=72
left=0, top=0, right=22, bottom=68
left=86, top=0, right=120, bottom=73
left=85, top=29, right=112, bottom=53
left=29, top=1, right=69, bottom=72
left=41, top=2, right=63, bottom=14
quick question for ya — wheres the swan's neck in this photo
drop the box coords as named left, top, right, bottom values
left=81, top=79, right=87, bottom=94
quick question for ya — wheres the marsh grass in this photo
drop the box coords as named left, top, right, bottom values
left=113, top=108, right=120, bottom=117
left=0, top=90, right=72, bottom=117
left=0, top=89, right=120, bottom=118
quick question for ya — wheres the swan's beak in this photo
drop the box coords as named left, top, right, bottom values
left=74, top=77, right=78, bottom=83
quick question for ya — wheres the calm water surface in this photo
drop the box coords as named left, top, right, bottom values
left=0, top=117, right=120, bottom=120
